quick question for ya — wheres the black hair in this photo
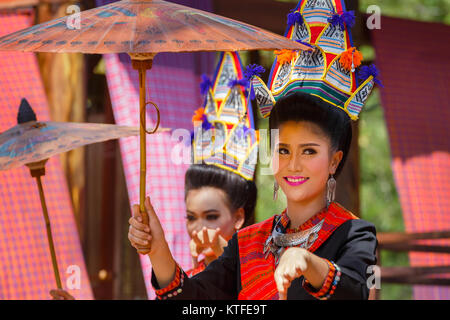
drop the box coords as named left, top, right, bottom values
left=268, top=91, right=352, bottom=178
left=185, top=164, right=257, bottom=227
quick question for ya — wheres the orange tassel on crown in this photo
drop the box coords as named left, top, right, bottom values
left=339, top=47, right=363, bottom=71
left=192, top=107, right=205, bottom=123
left=274, top=49, right=297, bottom=65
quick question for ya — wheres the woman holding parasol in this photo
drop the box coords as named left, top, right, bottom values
left=50, top=51, right=258, bottom=299
left=128, top=0, right=380, bottom=300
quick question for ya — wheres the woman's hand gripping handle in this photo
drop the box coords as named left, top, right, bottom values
left=128, top=196, right=177, bottom=288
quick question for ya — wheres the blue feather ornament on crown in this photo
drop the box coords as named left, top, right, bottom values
left=192, top=52, right=259, bottom=181
left=249, top=0, right=382, bottom=121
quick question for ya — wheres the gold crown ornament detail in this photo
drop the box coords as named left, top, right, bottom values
left=249, top=0, right=383, bottom=121
left=191, top=52, right=259, bottom=181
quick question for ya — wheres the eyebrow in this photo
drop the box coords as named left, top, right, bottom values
left=277, top=143, right=320, bottom=148
left=186, top=209, right=219, bottom=215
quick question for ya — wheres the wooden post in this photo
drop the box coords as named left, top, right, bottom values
left=36, top=0, right=86, bottom=237
left=97, top=85, right=117, bottom=299
left=213, top=0, right=293, bottom=35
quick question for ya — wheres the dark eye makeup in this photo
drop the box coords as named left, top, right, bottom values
left=206, top=214, right=220, bottom=221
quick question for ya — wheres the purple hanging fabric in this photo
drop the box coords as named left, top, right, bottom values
left=96, top=0, right=215, bottom=299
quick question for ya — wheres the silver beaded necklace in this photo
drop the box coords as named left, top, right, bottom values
left=263, top=214, right=325, bottom=265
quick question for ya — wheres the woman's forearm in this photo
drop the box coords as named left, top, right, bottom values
left=149, top=241, right=177, bottom=288
left=303, top=251, right=330, bottom=289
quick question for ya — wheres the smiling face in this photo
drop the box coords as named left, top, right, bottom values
left=272, top=121, right=343, bottom=205
left=185, top=187, right=244, bottom=241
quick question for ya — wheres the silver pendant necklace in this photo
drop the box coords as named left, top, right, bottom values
left=264, top=215, right=325, bottom=265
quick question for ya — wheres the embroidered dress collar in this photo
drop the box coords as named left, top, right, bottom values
left=264, top=202, right=354, bottom=265
left=278, top=205, right=328, bottom=234
left=264, top=205, right=328, bottom=264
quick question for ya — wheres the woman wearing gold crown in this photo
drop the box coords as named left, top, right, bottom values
left=128, top=0, right=381, bottom=300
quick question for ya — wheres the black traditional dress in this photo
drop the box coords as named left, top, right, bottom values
left=152, top=202, right=377, bottom=300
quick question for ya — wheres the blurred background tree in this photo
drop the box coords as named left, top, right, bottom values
left=360, top=0, right=450, bottom=23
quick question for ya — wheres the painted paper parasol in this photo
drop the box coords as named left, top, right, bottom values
left=0, top=100, right=142, bottom=171
left=0, top=0, right=310, bottom=231
left=0, top=98, right=142, bottom=289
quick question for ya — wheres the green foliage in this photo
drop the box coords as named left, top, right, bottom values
left=360, top=0, right=450, bottom=24
left=359, top=91, right=403, bottom=233
left=275, top=0, right=450, bottom=24
left=254, top=117, right=287, bottom=222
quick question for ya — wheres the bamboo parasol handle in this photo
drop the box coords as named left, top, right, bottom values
left=141, top=101, right=160, bottom=135
left=26, top=159, right=63, bottom=290
left=131, top=55, right=159, bottom=252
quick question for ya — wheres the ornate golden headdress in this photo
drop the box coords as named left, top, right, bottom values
left=191, top=52, right=259, bottom=181
left=249, top=0, right=382, bottom=120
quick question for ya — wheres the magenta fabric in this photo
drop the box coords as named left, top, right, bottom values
left=0, top=10, right=93, bottom=300
left=371, top=16, right=450, bottom=299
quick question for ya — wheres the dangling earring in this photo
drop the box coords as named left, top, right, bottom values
left=327, top=175, right=336, bottom=208
left=273, top=181, right=279, bottom=201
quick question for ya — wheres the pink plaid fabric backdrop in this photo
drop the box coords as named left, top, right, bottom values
left=0, top=11, right=93, bottom=299
left=372, top=17, right=450, bottom=299
left=100, top=0, right=214, bottom=299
